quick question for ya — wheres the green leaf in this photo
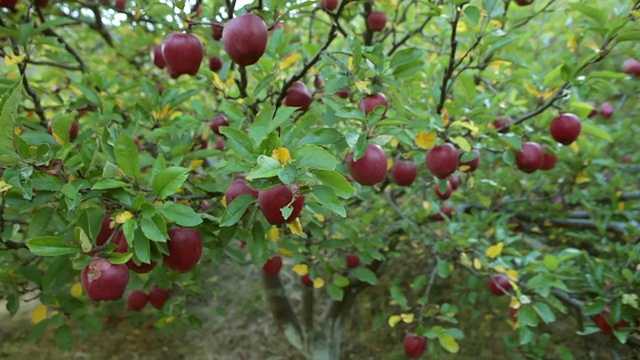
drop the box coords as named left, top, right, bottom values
left=91, top=179, right=131, bottom=190
left=616, top=30, right=640, bottom=42
left=438, top=333, right=460, bottom=353
left=246, top=155, right=281, bottom=180
left=333, top=275, right=350, bottom=288
left=299, top=128, right=343, bottom=145
left=326, top=282, right=344, bottom=301
left=35, top=18, right=77, bottom=34
left=55, top=324, right=73, bottom=351
left=114, top=135, right=141, bottom=180
left=463, top=5, right=481, bottom=26
left=220, top=194, right=256, bottom=227
left=390, top=284, right=407, bottom=308
left=543, top=255, right=559, bottom=271
left=108, top=251, right=133, bottom=265
left=533, top=302, right=557, bottom=324
left=159, top=203, right=203, bottom=227
left=568, top=4, right=606, bottom=27
left=133, top=228, right=151, bottom=263
left=152, top=167, right=189, bottom=199
left=582, top=123, right=613, bottom=142
left=72, top=83, right=102, bottom=107
left=26, top=237, right=80, bottom=256
left=6, top=293, right=19, bottom=315
left=295, top=145, right=337, bottom=170
left=310, top=185, right=346, bottom=217
left=315, top=170, right=355, bottom=199
left=248, top=222, right=268, bottom=265
left=141, top=215, right=168, bottom=242
left=0, top=80, right=21, bottom=166
left=518, top=306, right=539, bottom=327
left=219, top=127, right=255, bottom=158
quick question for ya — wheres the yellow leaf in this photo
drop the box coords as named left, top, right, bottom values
left=441, top=108, right=449, bottom=127
left=280, top=53, right=301, bottom=70
left=313, top=214, right=325, bottom=222
left=473, top=258, right=482, bottom=270
left=115, top=211, right=134, bottom=224
left=567, top=36, right=578, bottom=53
left=271, top=147, right=291, bottom=167
left=438, top=334, right=460, bottom=353
left=354, top=80, right=370, bottom=92
left=451, top=136, right=471, bottom=152
left=115, top=99, right=124, bottom=107
left=388, top=315, right=402, bottom=327
left=575, top=170, right=590, bottom=184
left=154, top=200, right=163, bottom=205
left=632, top=10, right=640, bottom=19
left=0, top=180, right=12, bottom=193
left=212, top=72, right=226, bottom=90
left=267, top=226, right=280, bottom=242
left=459, top=252, right=472, bottom=267
left=279, top=247, right=294, bottom=256
left=387, top=159, right=394, bottom=171
left=422, top=201, right=431, bottom=210
left=506, top=269, right=519, bottom=281
left=415, top=131, right=437, bottom=149
left=570, top=141, right=579, bottom=153
left=287, top=218, right=303, bottom=236
left=189, top=159, right=204, bottom=170
left=293, top=264, right=309, bottom=276
left=4, top=54, right=26, bottom=66
left=490, top=19, right=503, bottom=28
left=32, top=304, right=47, bottom=324
left=486, top=242, right=504, bottom=259
left=509, top=296, right=521, bottom=309
left=618, top=202, right=625, bottom=211
left=488, top=60, right=511, bottom=72
left=14, top=127, right=22, bottom=135
left=225, top=76, right=236, bottom=90
left=52, top=132, right=65, bottom=145
left=400, top=313, right=414, bottom=324
left=313, top=277, right=325, bottom=288
left=456, top=22, right=467, bottom=33
left=348, top=56, right=354, bottom=70
left=450, top=120, right=479, bottom=135
left=70, top=282, right=83, bottom=298
left=524, top=83, right=540, bottom=97
left=484, top=228, right=495, bottom=236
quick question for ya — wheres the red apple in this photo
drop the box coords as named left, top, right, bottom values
left=95, top=214, right=114, bottom=246
left=262, top=256, right=283, bottom=276
left=148, top=285, right=170, bottom=310
left=258, top=184, right=305, bottom=225
left=115, top=0, right=126, bottom=10
left=163, top=228, right=202, bottom=273
left=161, top=33, right=204, bottom=77
left=368, top=11, right=387, bottom=32
left=622, top=58, right=640, bottom=75
left=550, top=113, right=581, bottom=145
left=346, top=253, right=360, bottom=268
left=403, top=333, right=427, bottom=358
left=433, top=204, right=454, bottom=221
left=314, top=75, right=324, bottom=89
left=225, top=179, right=259, bottom=206
left=215, top=138, right=224, bottom=150
left=81, top=259, right=129, bottom=301
left=621, top=155, right=632, bottom=163
left=514, top=0, right=533, bottom=5
left=493, top=117, right=512, bottom=133
left=35, top=0, right=48, bottom=6
left=515, top=142, right=544, bottom=173
left=594, top=307, right=629, bottom=335
left=223, top=14, right=268, bottom=66
left=459, top=149, right=481, bottom=172
left=599, top=102, right=615, bottom=118
left=322, top=0, right=338, bottom=11
left=126, top=290, right=148, bottom=312
left=127, top=258, right=157, bottom=274
left=435, top=181, right=453, bottom=200
left=208, top=56, right=223, bottom=72
left=509, top=307, right=519, bottom=322
left=487, top=274, right=512, bottom=296
left=540, top=146, right=557, bottom=171
left=210, top=115, right=229, bottom=136
left=211, top=22, right=224, bottom=40
left=358, top=93, right=388, bottom=116
left=48, top=119, right=79, bottom=142
left=425, top=143, right=460, bottom=179
left=336, top=90, right=349, bottom=99
left=449, top=175, right=461, bottom=190
left=0, top=0, right=17, bottom=9
left=587, top=102, right=597, bottom=118
left=300, top=274, right=313, bottom=286
left=283, top=82, right=313, bottom=111
left=390, top=160, right=418, bottom=186
left=345, top=144, right=388, bottom=186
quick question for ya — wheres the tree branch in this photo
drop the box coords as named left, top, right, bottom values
left=262, top=273, right=304, bottom=352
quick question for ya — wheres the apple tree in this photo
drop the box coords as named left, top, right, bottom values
left=1, top=0, right=640, bottom=358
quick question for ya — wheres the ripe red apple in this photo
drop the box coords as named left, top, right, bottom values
left=283, top=82, right=313, bottom=111
left=95, top=214, right=114, bottom=246
left=358, top=93, right=388, bottom=116
left=346, top=253, right=360, bottom=268
left=300, top=274, right=313, bottom=286
left=594, top=307, right=629, bottom=335
left=322, top=0, right=338, bottom=11
left=540, top=146, right=557, bottom=171
left=161, top=33, right=204, bottom=77
left=425, top=143, right=460, bottom=179
left=223, top=14, right=268, bottom=66
left=126, top=290, right=148, bottom=312
left=550, top=113, right=581, bottom=145
left=81, top=259, right=129, bottom=301
left=208, top=56, right=223, bottom=72
left=515, top=142, right=544, bottom=173
left=210, top=115, right=229, bottom=136
left=435, top=181, right=453, bottom=200
left=0, top=0, right=17, bottom=9
left=48, top=119, right=80, bottom=142
left=390, top=160, right=418, bottom=186
left=403, top=333, right=427, bottom=358
left=508, top=219, right=524, bottom=232
left=587, top=102, right=597, bottom=118
left=487, top=274, right=512, bottom=296
left=111, top=230, right=129, bottom=253
left=211, top=22, right=223, bottom=40
left=622, top=58, right=640, bottom=75
left=459, top=149, right=481, bottom=172
left=433, top=204, right=454, bottom=221
left=262, top=256, right=283, bottom=276
left=225, top=179, right=259, bottom=206
left=314, top=75, right=324, bottom=89
left=449, top=175, right=461, bottom=190
left=336, top=90, right=349, bottom=99
left=258, top=184, right=305, bottom=225
left=509, top=307, right=519, bottom=322
left=599, top=102, right=615, bottom=118
left=621, top=155, right=632, bottom=163
left=368, top=11, right=387, bottom=32
left=115, top=0, right=126, bottom=10
left=514, top=0, right=534, bottom=5
left=215, top=138, right=224, bottom=150
left=148, top=285, right=171, bottom=310
left=345, top=144, right=388, bottom=186
left=127, top=258, right=157, bottom=274
left=192, top=5, right=202, bottom=18
left=162, top=228, right=203, bottom=273
left=493, top=117, right=512, bottom=133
